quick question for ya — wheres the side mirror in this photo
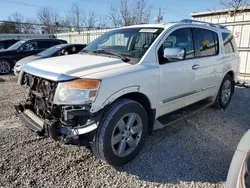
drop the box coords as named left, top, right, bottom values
left=164, top=48, right=186, bottom=61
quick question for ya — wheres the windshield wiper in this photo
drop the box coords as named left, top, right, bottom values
left=92, top=49, right=130, bottom=62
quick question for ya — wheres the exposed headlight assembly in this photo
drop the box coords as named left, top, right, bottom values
left=54, top=79, right=101, bottom=105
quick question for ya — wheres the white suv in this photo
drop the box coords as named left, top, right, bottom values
left=15, top=19, right=239, bottom=166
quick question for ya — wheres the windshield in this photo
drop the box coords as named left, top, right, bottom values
left=37, top=45, right=62, bottom=56
left=84, top=27, right=164, bottom=62
left=7, top=40, right=25, bottom=50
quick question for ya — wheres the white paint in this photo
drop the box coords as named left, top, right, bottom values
left=24, top=23, right=239, bottom=120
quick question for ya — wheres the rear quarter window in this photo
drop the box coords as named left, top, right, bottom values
left=222, top=33, right=236, bottom=54
left=195, top=28, right=219, bottom=57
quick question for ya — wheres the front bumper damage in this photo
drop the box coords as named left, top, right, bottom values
left=14, top=103, right=99, bottom=142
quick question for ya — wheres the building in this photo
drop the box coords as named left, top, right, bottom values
left=191, top=7, right=250, bottom=85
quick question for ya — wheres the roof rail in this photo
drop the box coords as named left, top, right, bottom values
left=181, top=19, right=227, bottom=29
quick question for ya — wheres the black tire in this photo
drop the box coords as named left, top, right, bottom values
left=0, top=59, right=11, bottom=75
left=212, top=74, right=234, bottom=109
left=92, top=99, right=148, bottom=166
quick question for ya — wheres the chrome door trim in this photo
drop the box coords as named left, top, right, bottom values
left=201, top=85, right=215, bottom=91
left=162, top=89, right=200, bottom=104
left=162, top=85, right=215, bottom=104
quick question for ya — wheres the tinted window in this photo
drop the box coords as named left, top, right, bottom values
left=20, top=41, right=38, bottom=51
left=222, top=33, right=236, bottom=54
left=195, top=28, right=219, bottom=57
left=158, top=28, right=194, bottom=64
left=38, top=40, right=61, bottom=49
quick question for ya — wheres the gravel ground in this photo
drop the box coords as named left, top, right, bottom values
left=0, top=80, right=250, bottom=188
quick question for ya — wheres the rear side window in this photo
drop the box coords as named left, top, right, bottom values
left=38, top=40, right=61, bottom=49
left=195, top=28, right=219, bottom=57
left=222, top=33, right=236, bottom=54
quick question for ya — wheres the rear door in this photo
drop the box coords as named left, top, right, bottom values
left=185, top=28, right=219, bottom=102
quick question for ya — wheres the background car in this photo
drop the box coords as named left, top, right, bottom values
left=14, top=43, right=87, bottom=76
left=226, top=130, right=250, bottom=188
left=0, top=38, right=67, bottom=74
left=0, top=39, right=20, bottom=51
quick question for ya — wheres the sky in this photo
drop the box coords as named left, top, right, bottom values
left=0, top=0, right=224, bottom=23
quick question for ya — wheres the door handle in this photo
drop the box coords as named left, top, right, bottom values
left=192, top=64, right=200, bottom=70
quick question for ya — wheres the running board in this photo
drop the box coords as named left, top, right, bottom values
left=153, top=99, right=213, bottom=130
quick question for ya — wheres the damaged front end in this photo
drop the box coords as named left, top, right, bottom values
left=15, top=72, right=100, bottom=143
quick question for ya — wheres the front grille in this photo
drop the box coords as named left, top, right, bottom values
left=23, top=73, right=58, bottom=119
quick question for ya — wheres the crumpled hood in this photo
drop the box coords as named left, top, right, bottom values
left=22, top=54, right=130, bottom=81
left=16, top=55, right=42, bottom=66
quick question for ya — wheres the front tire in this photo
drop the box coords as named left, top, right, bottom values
left=92, top=99, right=148, bottom=166
left=212, top=74, right=234, bottom=109
left=0, top=59, right=11, bottom=74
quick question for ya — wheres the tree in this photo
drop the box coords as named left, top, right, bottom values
left=8, top=12, right=23, bottom=33
left=0, top=22, right=17, bottom=33
left=107, top=0, right=151, bottom=27
left=220, top=0, right=249, bottom=16
left=37, top=7, right=61, bottom=34
left=66, top=3, right=84, bottom=33
left=83, top=12, right=98, bottom=29
left=8, top=12, right=37, bottom=34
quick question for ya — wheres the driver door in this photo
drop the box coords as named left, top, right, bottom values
left=157, top=27, right=196, bottom=116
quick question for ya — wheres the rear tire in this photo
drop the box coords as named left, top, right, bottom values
left=0, top=59, right=11, bottom=74
left=92, top=99, right=148, bottom=166
left=212, top=74, right=234, bottom=109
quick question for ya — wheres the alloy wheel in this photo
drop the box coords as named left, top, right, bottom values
left=221, top=80, right=232, bottom=105
left=0, top=60, right=10, bottom=74
left=111, top=113, right=143, bottom=157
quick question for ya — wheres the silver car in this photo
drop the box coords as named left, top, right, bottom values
left=226, top=130, right=250, bottom=188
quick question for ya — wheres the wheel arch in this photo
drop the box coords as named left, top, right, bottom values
left=117, top=92, right=156, bottom=135
left=100, top=86, right=156, bottom=135
left=225, top=70, right=235, bottom=93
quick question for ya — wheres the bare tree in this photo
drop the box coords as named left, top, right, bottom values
left=7, top=12, right=37, bottom=34
left=37, top=7, right=61, bottom=34
left=8, top=12, right=23, bottom=33
left=0, top=22, right=16, bottom=33
left=66, top=3, right=84, bottom=33
left=220, top=0, right=249, bottom=16
left=83, top=12, right=98, bottom=29
left=107, top=0, right=151, bottom=27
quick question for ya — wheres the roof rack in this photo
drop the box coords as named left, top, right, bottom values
left=181, top=19, right=227, bottom=29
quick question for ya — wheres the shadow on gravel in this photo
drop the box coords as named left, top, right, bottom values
left=117, top=87, right=250, bottom=184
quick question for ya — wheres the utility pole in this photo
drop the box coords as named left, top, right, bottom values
left=156, top=8, right=163, bottom=23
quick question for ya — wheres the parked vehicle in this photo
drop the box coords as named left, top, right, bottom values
left=0, top=38, right=67, bottom=74
left=0, top=39, right=20, bottom=51
left=15, top=19, right=239, bottom=166
left=226, top=130, right=250, bottom=188
left=14, top=44, right=87, bottom=76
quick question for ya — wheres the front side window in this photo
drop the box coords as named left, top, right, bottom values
left=158, top=28, right=195, bottom=64
left=7, top=40, right=25, bottom=50
left=20, top=41, right=38, bottom=51
left=84, top=27, right=164, bottom=63
left=222, top=33, right=236, bottom=54
left=195, top=28, right=219, bottom=57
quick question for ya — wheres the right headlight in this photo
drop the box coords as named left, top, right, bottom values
left=53, top=79, right=101, bottom=105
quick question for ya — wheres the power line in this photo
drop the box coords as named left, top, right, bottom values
left=0, top=20, right=114, bottom=30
